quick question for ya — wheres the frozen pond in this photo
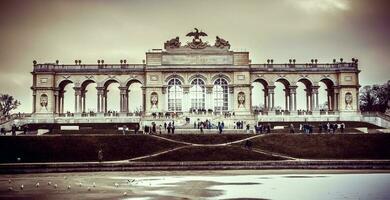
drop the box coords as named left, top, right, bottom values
left=1, top=170, right=389, bottom=199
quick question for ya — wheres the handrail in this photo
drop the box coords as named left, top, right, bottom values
left=0, top=113, right=32, bottom=125
left=362, top=111, right=390, bottom=122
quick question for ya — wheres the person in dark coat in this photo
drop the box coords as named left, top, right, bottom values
left=11, top=124, right=17, bottom=136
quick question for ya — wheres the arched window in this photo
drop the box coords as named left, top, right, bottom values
left=168, top=78, right=183, bottom=112
left=213, top=78, right=228, bottom=112
left=190, top=78, right=205, bottom=110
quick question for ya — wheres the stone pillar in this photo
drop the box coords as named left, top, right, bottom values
left=267, top=86, right=275, bottom=111
left=81, top=90, right=87, bottom=113
left=60, top=92, right=64, bottom=113
left=96, top=87, right=104, bottom=113
left=312, top=86, right=320, bottom=111
left=74, top=87, right=81, bottom=113
left=32, top=91, right=37, bottom=113
left=142, top=87, right=146, bottom=113
left=54, top=90, right=60, bottom=114
left=229, top=85, right=234, bottom=112
left=182, top=85, right=190, bottom=112
left=289, top=86, right=297, bottom=111
left=334, top=88, right=339, bottom=111
left=104, top=90, right=108, bottom=113
left=119, top=87, right=128, bottom=113
left=305, top=87, right=312, bottom=111
left=205, top=85, right=213, bottom=111
left=263, top=88, right=268, bottom=110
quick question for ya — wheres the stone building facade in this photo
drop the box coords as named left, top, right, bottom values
left=31, top=29, right=361, bottom=123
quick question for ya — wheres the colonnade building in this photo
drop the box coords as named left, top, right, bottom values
left=31, top=29, right=361, bottom=125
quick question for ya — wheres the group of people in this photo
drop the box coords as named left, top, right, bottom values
left=0, top=124, right=28, bottom=136
left=318, top=122, right=345, bottom=133
left=254, top=123, right=272, bottom=134
left=144, top=121, right=176, bottom=134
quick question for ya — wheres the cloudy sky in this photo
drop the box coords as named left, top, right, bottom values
left=0, top=0, right=389, bottom=112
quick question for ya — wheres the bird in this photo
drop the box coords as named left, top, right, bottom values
left=20, top=185, right=24, bottom=190
left=35, top=182, right=40, bottom=187
left=54, top=184, right=58, bottom=189
left=67, top=185, right=71, bottom=190
left=48, top=181, right=52, bottom=186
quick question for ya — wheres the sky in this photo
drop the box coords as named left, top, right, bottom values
left=0, top=0, right=389, bottom=112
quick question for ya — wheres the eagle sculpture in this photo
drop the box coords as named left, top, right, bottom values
left=186, top=28, right=207, bottom=44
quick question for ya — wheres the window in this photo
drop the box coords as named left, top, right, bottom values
left=167, top=78, right=183, bottom=112
left=190, top=78, right=205, bottom=110
left=213, top=78, right=228, bottom=112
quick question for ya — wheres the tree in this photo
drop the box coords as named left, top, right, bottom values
left=0, top=94, right=21, bottom=117
left=359, top=81, right=390, bottom=112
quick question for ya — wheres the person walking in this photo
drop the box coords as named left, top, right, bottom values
left=172, top=124, right=175, bottom=134
left=289, top=123, right=295, bottom=134
left=11, top=124, right=17, bottom=136
left=97, top=148, right=103, bottom=162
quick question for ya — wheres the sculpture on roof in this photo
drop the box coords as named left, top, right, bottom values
left=215, top=36, right=230, bottom=49
left=164, top=36, right=181, bottom=49
left=185, top=28, right=209, bottom=49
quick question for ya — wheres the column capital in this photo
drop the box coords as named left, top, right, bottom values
left=205, top=85, right=213, bottom=94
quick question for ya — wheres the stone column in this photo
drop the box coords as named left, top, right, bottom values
left=312, top=86, right=320, bottom=111
left=54, top=90, right=60, bottom=114
left=142, top=87, right=146, bottom=113
left=334, top=88, right=339, bottom=111
left=81, top=90, right=87, bottom=113
left=205, top=85, right=213, bottom=111
left=60, top=92, right=64, bottom=113
left=305, top=87, right=313, bottom=111
left=104, top=90, right=108, bottom=113
left=267, top=86, right=275, bottom=111
left=289, top=86, right=297, bottom=111
left=263, top=88, right=268, bottom=110
left=96, top=87, right=104, bottom=113
left=74, top=87, right=81, bottom=113
left=119, top=87, right=128, bottom=113
left=32, top=91, right=37, bottom=113
left=182, top=85, right=190, bottom=112
left=229, top=85, right=234, bottom=112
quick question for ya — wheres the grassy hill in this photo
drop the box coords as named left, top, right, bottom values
left=0, top=133, right=389, bottom=163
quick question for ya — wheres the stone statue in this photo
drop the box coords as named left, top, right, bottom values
left=164, top=37, right=181, bottom=49
left=238, top=92, right=245, bottom=108
left=185, top=28, right=209, bottom=49
left=215, top=36, right=230, bottom=49
left=40, top=94, right=48, bottom=111
left=345, top=92, right=353, bottom=110
left=150, top=92, right=158, bottom=108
